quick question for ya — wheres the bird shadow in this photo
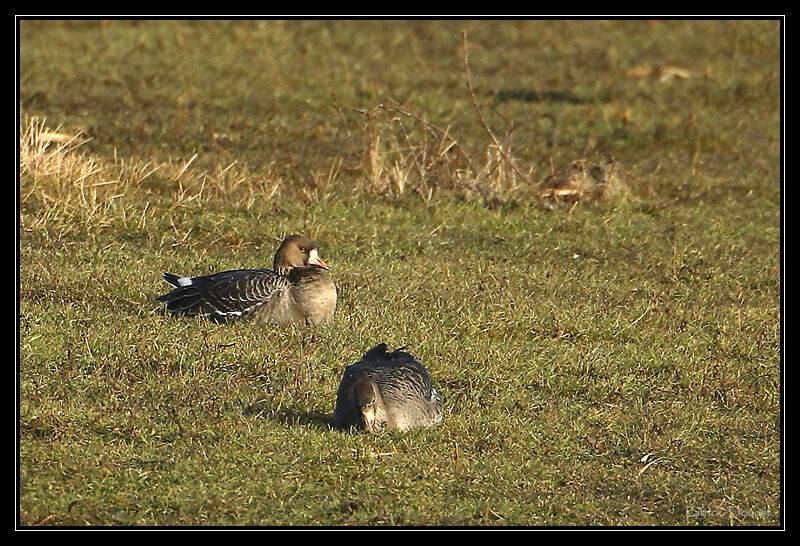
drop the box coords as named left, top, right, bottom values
left=242, top=399, right=334, bottom=431
left=152, top=306, right=238, bottom=324
left=488, top=87, right=585, bottom=104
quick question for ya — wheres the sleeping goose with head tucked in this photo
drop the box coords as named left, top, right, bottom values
left=333, top=344, right=443, bottom=433
left=156, top=234, right=336, bottom=325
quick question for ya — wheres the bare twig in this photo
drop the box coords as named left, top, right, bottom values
left=331, top=93, right=361, bottom=161
left=384, top=101, right=476, bottom=174
left=462, top=30, right=531, bottom=186
left=392, top=116, right=428, bottom=188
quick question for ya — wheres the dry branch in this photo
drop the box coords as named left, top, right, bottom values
left=462, top=30, right=532, bottom=186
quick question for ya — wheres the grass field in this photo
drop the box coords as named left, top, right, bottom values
left=18, top=19, right=782, bottom=527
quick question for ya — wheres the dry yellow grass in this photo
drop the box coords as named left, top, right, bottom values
left=19, top=116, right=292, bottom=234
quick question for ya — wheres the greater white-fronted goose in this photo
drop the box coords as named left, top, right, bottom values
left=156, top=234, right=336, bottom=325
left=333, top=344, right=443, bottom=433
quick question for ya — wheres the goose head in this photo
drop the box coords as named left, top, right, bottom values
left=354, top=379, right=384, bottom=433
left=273, top=235, right=330, bottom=276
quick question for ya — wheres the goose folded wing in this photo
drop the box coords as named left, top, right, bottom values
left=203, top=269, right=291, bottom=317
left=162, top=269, right=289, bottom=318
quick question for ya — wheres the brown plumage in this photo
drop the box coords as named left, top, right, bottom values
left=333, top=344, right=443, bottom=433
left=155, top=235, right=336, bottom=325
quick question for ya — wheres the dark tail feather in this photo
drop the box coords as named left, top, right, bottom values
left=161, top=272, right=182, bottom=287
left=162, top=290, right=206, bottom=313
left=363, top=343, right=388, bottom=361
left=156, top=273, right=194, bottom=307
left=361, top=343, right=413, bottom=362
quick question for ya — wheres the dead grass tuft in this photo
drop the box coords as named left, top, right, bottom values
left=332, top=31, right=636, bottom=208
left=19, top=116, right=287, bottom=232
left=348, top=102, right=475, bottom=202
left=19, top=116, right=127, bottom=230
left=20, top=117, right=101, bottom=189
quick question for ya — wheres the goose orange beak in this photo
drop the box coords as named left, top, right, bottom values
left=361, top=408, right=376, bottom=433
left=308, top=249, right=330, bottom=270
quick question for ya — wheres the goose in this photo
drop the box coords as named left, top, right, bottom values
left=155, top=234, right=336, bottom=325
left=333, top=344, right=443, bottom=433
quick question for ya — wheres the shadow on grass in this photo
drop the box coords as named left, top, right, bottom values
left=151, top=304, right=241, bottom=324
left=243, top=399, right=334, bottom=431
left=486, top=87, right=586, bottom=104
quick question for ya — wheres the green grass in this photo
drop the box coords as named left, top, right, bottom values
left=18, top=19, right=781, bottom=527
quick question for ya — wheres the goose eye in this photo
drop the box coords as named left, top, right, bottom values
left=299, top=247, right=306, bottom=252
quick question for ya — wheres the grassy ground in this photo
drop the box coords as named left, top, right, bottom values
left=18, top=19, right=781, bottom=527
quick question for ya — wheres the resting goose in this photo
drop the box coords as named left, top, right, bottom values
left=333, top=344, right=443, bottom=433
left=156, top=234, right=336, bottom=325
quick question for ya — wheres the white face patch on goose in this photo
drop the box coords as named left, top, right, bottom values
left=307, top=248, right=330, bottom=269
left=177, top=277, right=193, bottom=286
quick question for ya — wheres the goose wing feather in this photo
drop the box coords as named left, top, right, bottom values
left=156, top=269, right=290, bottom=319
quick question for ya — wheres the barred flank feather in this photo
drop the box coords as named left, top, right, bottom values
left=156, top=269, right=286, bottom=320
